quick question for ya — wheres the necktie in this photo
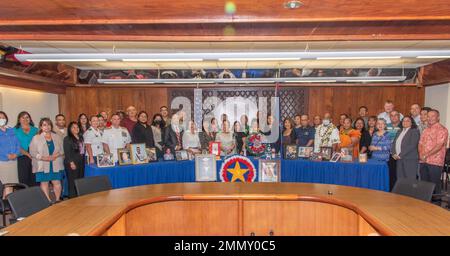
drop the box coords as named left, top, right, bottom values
left=176, top=130, right=181, bottom=147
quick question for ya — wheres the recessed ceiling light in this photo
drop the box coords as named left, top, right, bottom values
left=284, top=0, right=303, bottom=9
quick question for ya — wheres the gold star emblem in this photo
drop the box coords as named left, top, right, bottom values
left=227, top=161, right=249, bottom=182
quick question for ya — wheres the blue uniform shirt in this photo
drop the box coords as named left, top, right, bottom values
left=294, top=126, right=315, bottom=146
left=0, top=127, right=21, bottom=161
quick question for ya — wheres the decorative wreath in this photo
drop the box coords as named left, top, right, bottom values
left=245, top=133, right=266, bottom=156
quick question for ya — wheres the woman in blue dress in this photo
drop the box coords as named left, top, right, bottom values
left=29, top=118, right=64, bottom=202
left=369, top=118, right=392, bottom=162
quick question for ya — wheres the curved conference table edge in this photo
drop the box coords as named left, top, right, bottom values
left=5, top=182, right=450, bottom=236
left=88, top=193, right=396, bottom=236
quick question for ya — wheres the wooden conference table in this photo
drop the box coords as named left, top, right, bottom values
left=4, top=182, right=450, bottom=236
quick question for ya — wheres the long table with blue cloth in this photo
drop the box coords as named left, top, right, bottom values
left=85, top=156, right=389, bottom=191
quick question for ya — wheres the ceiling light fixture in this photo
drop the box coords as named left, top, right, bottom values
left=416, top=56, right=450, bottom=59
left=26, top=59, right=108, bottom=62
left=317, top=56, right=402, bottom=60
left=219, top=57, right=301, bottom=61
left=122, top=58, right=203, bottom=62
left=284, top=0, right=303, bottom=9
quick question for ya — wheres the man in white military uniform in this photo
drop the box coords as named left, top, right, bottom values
left=84, top=115, right=104, bottom=164
left=102, top=113, right=131, bottom=163
left=314, top=113, right=340, bottom=153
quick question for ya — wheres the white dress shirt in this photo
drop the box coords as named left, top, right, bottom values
left=377, top=112, right=404, bottom=124
left=83, top=127, right=104, bottom=157
left=101, top=126, right=131, bottom=162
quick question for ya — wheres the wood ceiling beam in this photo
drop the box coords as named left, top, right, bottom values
left=420, top=59, right=450, bottom=86
left=0, top=67, right=71, bottom=94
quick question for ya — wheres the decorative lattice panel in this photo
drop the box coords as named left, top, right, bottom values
left=168, top=87, right=308, bottom=121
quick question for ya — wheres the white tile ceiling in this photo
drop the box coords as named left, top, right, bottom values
left=2, top=40, right=450, bottom=69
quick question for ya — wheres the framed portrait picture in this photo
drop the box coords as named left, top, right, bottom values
left=97, top=153, right=115, bottom=168
left=175, top=150, right=189, bottom=161
left=195, top=154, right=217, bottom=182
left=320, top=146, right=333, bottom=161
left=118, top=149, right=132, bottom=165
left=330, top=152, right=342, bottom=163
left=209, top=141, right=221, bottom=158
left=259, top=160, right=280, bottom=182
left=359, top=153, right=368, bottom=163
left=298, top=147, right=314, bottom=158
left=284, top=144, right=298, bottom=160
left=310, top=152, right=323, bottom=162
left=130, top=143, right=148, bottom=165
left=163, top=147, right=175, bottom=161
left=341, top=147, right=353, bottom=162
left=146, top=147, right=158, bottom=162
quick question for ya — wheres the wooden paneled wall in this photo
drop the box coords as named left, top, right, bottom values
left=59, top=86, right=424, bottom=123
left=59, top=87, right=168, bottom=122
left=308, top=86, right=425, bottom=121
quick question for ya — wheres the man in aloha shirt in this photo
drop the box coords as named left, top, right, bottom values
left=314, top=113, right=341, bottom=153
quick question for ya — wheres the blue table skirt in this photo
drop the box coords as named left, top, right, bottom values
left=85, top=158, right=388, bottom=191
left=281, top=159, right=389, bottom=192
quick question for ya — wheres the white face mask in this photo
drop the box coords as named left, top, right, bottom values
left=322, top=119, right=330, bottom=126
left=0, top=119, right=7, bottom=127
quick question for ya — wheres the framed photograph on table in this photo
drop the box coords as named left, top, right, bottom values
left=130, top=143, right=148, bottom=164
left=175, top=150, right=189, bottom=161
left=310, top=152, right=323, bottom=162
left=97, top=153, right=115, bottom=168
left=330, top=152, right=342, bottom=163
left=195, top=154, right=217, bottom=182
left=209, top=141, right=221, bottom=159
left=298, top=147, right=314, bottom=158
left=118, top=149, right=132, bottom=165
left=341, top=147, right=353, bottom=162
left=259, top=160, right=280, bottom=182
left=320, top=146, right=333, bottom=161
left=146, top=147, right=158, bottom=162
left=284, top=144, right=298, bottom=160
left=163, top=147, right=175, bottom=161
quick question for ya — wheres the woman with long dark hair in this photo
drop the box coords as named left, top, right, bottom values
left=132, top=111, right=155, bottom=148
left=77, top=113, right=90, bottom=134
left=63, top=122, right=85, bottom=198
left=151, top=113, right=165, bottom=158
left=14, top=111, right=38, bottom=187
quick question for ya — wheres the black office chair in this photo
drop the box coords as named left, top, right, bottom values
left=0, top=180, right=28, bottom=226
left=6, top=186, right=51, bottom=221
left=74, top=176, right=112, bottom=197
left=392, top=179, right=436, bottom=202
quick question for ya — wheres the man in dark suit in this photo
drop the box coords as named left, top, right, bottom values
left=391, top=116, right=420, bottom=181
left=164, top=114, right=184, bottom=153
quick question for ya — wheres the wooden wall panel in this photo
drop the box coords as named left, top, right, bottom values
left=242, top=200, right=359, bottom=236
left=59, top=87, right=168, bottom=122
left=307, top=86, right=424, bottom=122
left=125, top=200, right=239, bottom=236
left=59, top=86, right=424, bottom=124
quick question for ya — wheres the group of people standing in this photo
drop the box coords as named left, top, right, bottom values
left=0, top=99, right=448, bottom=204
left=283, top=100, right=449, bottom=194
